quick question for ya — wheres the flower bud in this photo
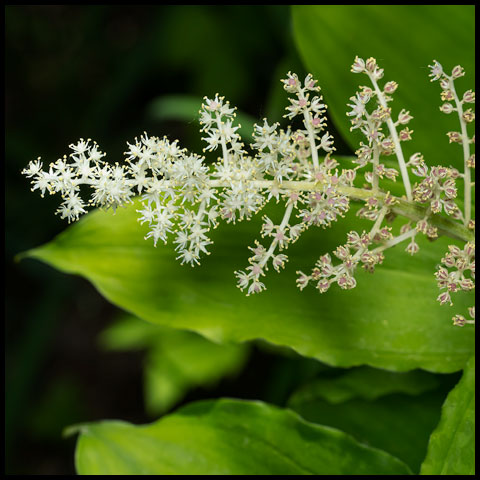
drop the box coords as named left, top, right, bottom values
left=439, top=103, right=454, bottom=114
left=462, top=89, right=475, bottom=103
left=451, top=65, right=465, bottom=79
left=351, top=56, right=365, bottom=73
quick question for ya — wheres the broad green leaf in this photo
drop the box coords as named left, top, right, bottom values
left=288, top=366, right=442, bottom=405
left=421, top=355, right=475, bottom=475
left=147, top=94, right=257, bottom=141
left=22, top=199, right=474, bottom=373
left=99, top=315, right=249, bottom=415
left=292, top=5, right=475, bottom=168
left=288, top=367, right=457, bottom=472
left=70, top=398, right=412, bottom=475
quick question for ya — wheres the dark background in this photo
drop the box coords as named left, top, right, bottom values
left=5, top=5, right=332, bottom=474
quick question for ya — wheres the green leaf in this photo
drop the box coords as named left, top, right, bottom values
left=288, top=366, right=442, bottom=405
left=22, top=199, right=474, bottom=373
left=70, top=398, right=412, bottom=475
left=147, top=94, right=257, bottom=141
left=420, top=355, right=475, bottom=475
left=288, top=367, right=456, bottom=472
left=99, top=315, right=249, bottom=415
left=292, top=5, right=475, bottom=168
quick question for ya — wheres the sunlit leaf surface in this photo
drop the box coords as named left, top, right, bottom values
left=23, top=199, right=474, bottom=372
left=70, top=398, right=412, bottom=475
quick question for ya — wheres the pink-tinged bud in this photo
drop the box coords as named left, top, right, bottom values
left=435, top=267, right=449, bottom=281
left=347, top=231, right=360, bottom=245
left=400, top=222, right=411, bottom=234
left=426, top=226, right=438, bottom=239
left=440, top=78, right=450, bottom=90
left=334, top=245, right=349, bottom=261
left=440, top=103, right=454, bottom=114
left=384, top=81, right=398, bottom=94
left=447, top=131, right=462, bottom=143
left=319, top=254, right=332, bottom=265
left=447, top=282, right=458, bottom=293
left=447, top=245, right=462, bottom=257
left=385, top=168, right=399, bottom=181
left=437, top=291, right=452, bottom=305
left=462, top=90, right=475, bottom=103
left=416, top=219, right=429, bottom=234
left=398, top=110, right=413, bottom=124
left=443, top=200, right=458, bottom=216
left=441, top=89, right=454, bottom=101
left=432, top=166, right=448, bottom=178
left=381, top=138, right=395, bottom=150
left=463, top=109, right=475, bottom=123
left=413, top=165, right=429, bottom=177
left=365, top=57, right=377, bottom=73
left=453, top=315, right=466, bottom=327
left=467, top=154, right=475, bottom=168
left=296, top=271, right=310, bottom=290
left=456, top=258, right=468, bottom=271
left=429, top=60, right=443, bottom=81
left=316, top=279, right=331, bottom=293
left=430, top=199, right=442, bottom=213
left=451, top=65, right=465, bottom=79
left=464, top=242, right=475, bottom=257
left=311, top=116, right=322, bottom=127
left=406, top=240, right=420, bottom=256
left=373, top=68, right=384, bottom=80
left=342, top=169, right=356, bottom=184
left=441, top=253, right=456, bottom=268
left=408, top=153, right=424, bottom=167
left=459, top=278, right=474, bottom=291
left=351, top=56, right=366, bottom=73
left=399, top=127, right=413, bottom=141
left=443, top=184, right=457, bottom=199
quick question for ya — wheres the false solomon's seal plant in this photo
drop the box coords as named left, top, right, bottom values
left=23, top=57, right=475, bottom=327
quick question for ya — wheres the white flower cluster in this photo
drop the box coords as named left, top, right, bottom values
left=22, top=139, right=133, bottom=222
left=22, top=59, right=474, bottom=327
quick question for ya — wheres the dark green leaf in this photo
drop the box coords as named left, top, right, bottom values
left=288, top=367, right=456, bottom=472
left=421, top=355, right=475, bottom=475
left=292, top=5, right=475, bottom=168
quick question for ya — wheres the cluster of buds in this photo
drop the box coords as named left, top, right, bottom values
left=297, top=227, right=389, bottom=293
left=435, top=242, right=475, bottom=325
left=22, top=58, right=474, bottom=328
left=412, top=165, right=461, bottom=217
left=348, top=56, right=415, bottom=195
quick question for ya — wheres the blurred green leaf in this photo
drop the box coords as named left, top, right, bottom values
left=420, top=355, right=475, bottom=475
left=22, top=198, right=474, bottom=373
left=292, top=5, right=475, bottom=169
left=147, top=94, right=257, bottom=141
left=288, top=367, right=456, bottom=472
left=70, top=398, right=412, bottom=475
left=99, top=315, right=249, bottom=415
left=288, top=366, right=442, bottom=405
